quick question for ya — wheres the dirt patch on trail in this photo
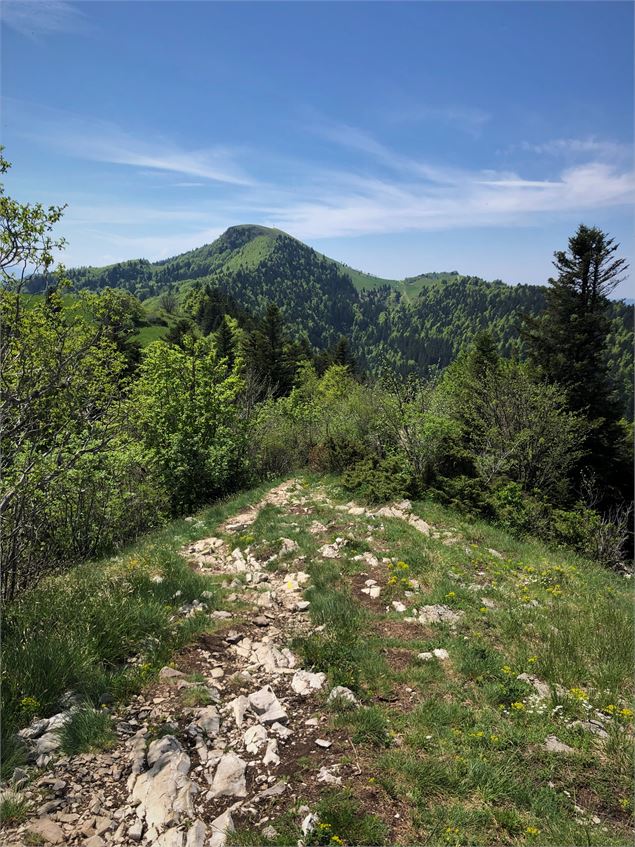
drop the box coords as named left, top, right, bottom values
left=382, top=646, right=416, bottom=673
left=372, top=616, right=433, bottom=643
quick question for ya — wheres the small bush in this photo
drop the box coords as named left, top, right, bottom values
left=341, top=455, right=412, bottom=504
left=57, top=707, right=115, bottom=755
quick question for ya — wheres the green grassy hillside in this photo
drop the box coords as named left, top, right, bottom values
left=2, top=476, right=632, bottom=845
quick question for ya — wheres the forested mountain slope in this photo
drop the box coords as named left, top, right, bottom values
left=29, top=224, right=634, bottom=415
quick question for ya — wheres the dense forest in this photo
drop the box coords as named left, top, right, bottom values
left=29, top=223, right=634, bottom=419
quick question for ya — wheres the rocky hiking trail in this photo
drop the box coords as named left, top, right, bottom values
left=3, top=479, right=633, bottom=847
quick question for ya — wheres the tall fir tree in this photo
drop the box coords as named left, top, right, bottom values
left=215, top=316, right=235, bottom=368
left=523, top=225, right=630, bottom=500
left=244, top=303, right=294, bottom=397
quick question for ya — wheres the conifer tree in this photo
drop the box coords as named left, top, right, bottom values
left=524, top=225, right=630, bottom=498
left=215, top=316, right=235, bottom=368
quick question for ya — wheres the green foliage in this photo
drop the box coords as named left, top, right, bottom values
left=339, top=705, right=391, bottom=748
left=132, top=337, right=246, bottom=513
left=341, top=455, right=412, bottom=504
left=524, top=224, right=632, bottom=498
left=0, top=540, right=214, bottom=758
left=308, top=790, right=388, bottom=846
left=57, top=707, right=115, bottom=755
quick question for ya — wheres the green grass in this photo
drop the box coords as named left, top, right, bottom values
left=0, top=479, right=278, bottom=779
left=286, top=478, right=634, bottom=845
left=310, top=789, right=389, bottom=846
left=58, top=707, right=115, bottom=755
left=2, top=474, right=633, bottom=845
left=0, top=792, right=30, bottom=828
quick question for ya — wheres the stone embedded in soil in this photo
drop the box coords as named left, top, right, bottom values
left=570, top=719, right=609, bottom=738
left=291, top=669, right=327, bottom=696
left=319, top=538, right=347, bottom=559
left=248, top=686, right=278, bottom=714
left=208, top=809, right=235, bottom=847
left=413, top=605, right=464, bottom=625
left=185, top=818, right=207, bottom=847
left=131, top=736, right=195, bottom=839
left=128, top=820, right=144, bottom=841
left=244, top=725, right=268, bottom=753
left=259, top=701, right=288, bottom=725
left=279, top=537, right=299, bottom=554
left=317, top=765, right=342, bottom=785
left=545, top=735, right=575, bottom=753
left=262, top=825, right=279, bottom=839
left=327, top=686, right=360, bottom=707
left=270, top=722, right=292, bottom=739
left=229, top=695, right=250, bottom=727
left=159, top=667, right=185, bottom=680
left=207, top=753, right=247, bottom=798
left=26, top=817, right=65, bottom=844
left=263, top=738, right=280, bottom=766
left=194, top=705, right=220, bottom=737
left=315, top=738, right=332, bottom=748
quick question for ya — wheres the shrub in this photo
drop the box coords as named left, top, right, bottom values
left=341, top=455, right=412, bottom=504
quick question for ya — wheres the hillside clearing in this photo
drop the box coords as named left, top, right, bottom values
left=1, top=477, right=632, bottom=846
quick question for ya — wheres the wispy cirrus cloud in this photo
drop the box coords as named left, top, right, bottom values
left=518, top=137, right=631, bottom=161
left=1, top=1, right=87, bottom=39
left=8, top=100, right=256, bottom=186
left=9, top=98, right=634, bottom=258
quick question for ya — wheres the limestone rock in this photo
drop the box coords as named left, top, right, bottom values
left=291, top=670, right=327, bottom=696
left=131, top=736, right=194, bottom=839
left=415, top=605, right=463, bottom=625
left=545, top=735, right=575, bottom=753
left=26, top=817, right=65, bottom=844
left=209, top=809, right=235, bottom=847
left=327, top=686, right=359, bottom=707
left=244, top=725, right=268, bottom=753
left=207, top=753, right=247, bottom=798
left=185, top=819, right=207, bottom=847
left=195, top=705, right=220, bottom=737
left=263, top=738, right=280, bottom=766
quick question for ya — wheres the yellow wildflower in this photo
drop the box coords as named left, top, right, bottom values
left=501, top=665, right=513, bottom=675
left=511, top=701, right=525, bottom=711
left=526, top=826, right=540, bottom=837
left=569, top=687, right=587, bottom=701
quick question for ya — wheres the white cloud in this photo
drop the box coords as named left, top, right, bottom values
left=1, top=1, right=86, bottom=38
left=520, top=138, right=631, bottom=160
left=8, top=100, right=255, bottom=186
left=9, top=100, right=634, bottom=255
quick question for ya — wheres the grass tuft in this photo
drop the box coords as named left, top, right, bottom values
left=57, top=706, right=116, bottom=755
left=0, top=792, right=30, bottom=828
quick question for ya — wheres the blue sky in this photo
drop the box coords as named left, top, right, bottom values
left=1, top=1, right=633, bottom=295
